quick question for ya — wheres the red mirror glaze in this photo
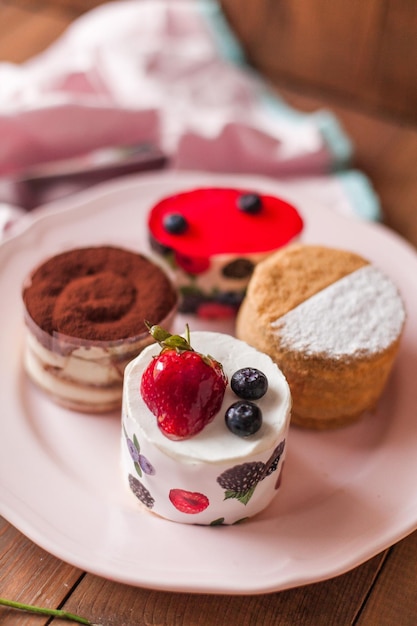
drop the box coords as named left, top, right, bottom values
left=148, top=187, right=303, bottom=257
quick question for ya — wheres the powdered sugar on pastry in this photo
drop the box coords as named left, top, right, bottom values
left=271, top=265, right=406, bottom=357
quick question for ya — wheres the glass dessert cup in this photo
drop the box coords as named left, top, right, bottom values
left=22, top=302, right=178, bottom=413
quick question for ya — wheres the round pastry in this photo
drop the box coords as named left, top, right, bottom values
left=121, top=328, right=291, bottom=525
left=236, top=244, right=406, bottom=429
left=148, top=187, right=303, bottom=318
left=22, top=245, right=178, bottom=412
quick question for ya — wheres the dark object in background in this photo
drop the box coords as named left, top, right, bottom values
left=13, top=143, right=168, bottom=210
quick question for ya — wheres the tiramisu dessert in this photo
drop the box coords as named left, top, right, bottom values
left=236, top=244, right=406, bottom=429
left=22, top=245, right=178, bottom=412
left=122, top=325, right=291, bottom=525
left=148, top=187, right=303, bottom=318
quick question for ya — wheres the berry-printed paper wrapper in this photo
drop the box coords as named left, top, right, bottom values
left=121, top=331, right=291, bottom=525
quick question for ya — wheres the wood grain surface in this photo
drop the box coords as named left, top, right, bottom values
left=1, top=1, right=416, bottom=624
left=220, top=0, right=417, bottom=124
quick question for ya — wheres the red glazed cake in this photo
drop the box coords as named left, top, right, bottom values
left=148, top=187, right=303, bottom=318
left=22, top=245, right=178, bottom=412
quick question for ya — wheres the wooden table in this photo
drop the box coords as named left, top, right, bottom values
left=1, top=1, right=416, bottom=624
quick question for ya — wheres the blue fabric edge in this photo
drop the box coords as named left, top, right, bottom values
left=196, top=0, right=382, bottom=221
left=196, top=0, right=247, bottom=66
left=196, top=0, right=353, bottom=166
left=337, top=170, right=382, bottom=222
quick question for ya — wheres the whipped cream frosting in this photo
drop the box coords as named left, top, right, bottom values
left=121, top=331, right=291, bottom=525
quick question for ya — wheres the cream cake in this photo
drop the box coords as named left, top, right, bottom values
left=22, top=245, right=178, bottom=412
left=148, top=187, right=303, bottom=318
left=236, top=244, right=406, bottom=429
left=122, top=329, right=291, bottom=525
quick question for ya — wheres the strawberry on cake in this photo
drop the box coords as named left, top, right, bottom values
left=121, top=325, right=291, bottom=525
left=148, top=187, right=303, bottom=318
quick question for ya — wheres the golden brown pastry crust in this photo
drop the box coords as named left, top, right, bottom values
left=236, top=243, right=405, bottom=429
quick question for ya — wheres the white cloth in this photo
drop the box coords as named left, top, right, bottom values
left=0, top=0, right=381, bottom=234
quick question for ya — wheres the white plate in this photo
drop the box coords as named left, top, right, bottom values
left=1, top=170, right=417, bottom=594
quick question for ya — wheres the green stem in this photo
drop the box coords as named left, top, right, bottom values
left=0, top=597, right=100, bottom=625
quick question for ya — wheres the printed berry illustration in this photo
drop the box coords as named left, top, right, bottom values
left=128, top=475, right=155, bottom=509
left=263, top=440, right=286, bottom=479
left=217, top=440, right=286, bottom=504
left=174, top=253, right=210, bottom=275
left=196, top=301, right=236, bottom=320
left=217, top=461, right=266, bottom=505
left=124, top=428, right=155, bottom=477
left=179, top=287, right=245, bottom=317
left=127, top=436, right=140, bottom=463
left=209, top=517, right=249, bottom=526
left=169, top=489, right=210, bottom=514
left=275, top=462, right=285, bottom=490
left=138, top=454, right=156, bottom=475
left=140, top=323, right=228, bottom=440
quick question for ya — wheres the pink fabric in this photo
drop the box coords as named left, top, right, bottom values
left=0, top=1, right=337, bottom=175
left=0, top=0, right=380, bottom=232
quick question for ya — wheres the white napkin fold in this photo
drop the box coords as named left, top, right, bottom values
left=0, top=0, right=381, bottom=236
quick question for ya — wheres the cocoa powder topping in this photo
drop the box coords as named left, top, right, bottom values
left=22, top=246, right=177, bottom=341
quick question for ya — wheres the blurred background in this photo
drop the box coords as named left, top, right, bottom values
left=1, top=0, right=416, bottom=244
left=2, top=0, right=415, bottom=121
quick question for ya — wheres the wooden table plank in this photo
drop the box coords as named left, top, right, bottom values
left=220, top=0, right=417, bottom=123
left=58, top=551, right=386, bottom=626
left=356, top=531, right=417, bottom=626
left=0, top=518, right=84, bottom=626
left=2, top=524, right=417, bottom=625
left=0, top=4, right=70, bottom=63
left=277, top=86, right=417, bottom=249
